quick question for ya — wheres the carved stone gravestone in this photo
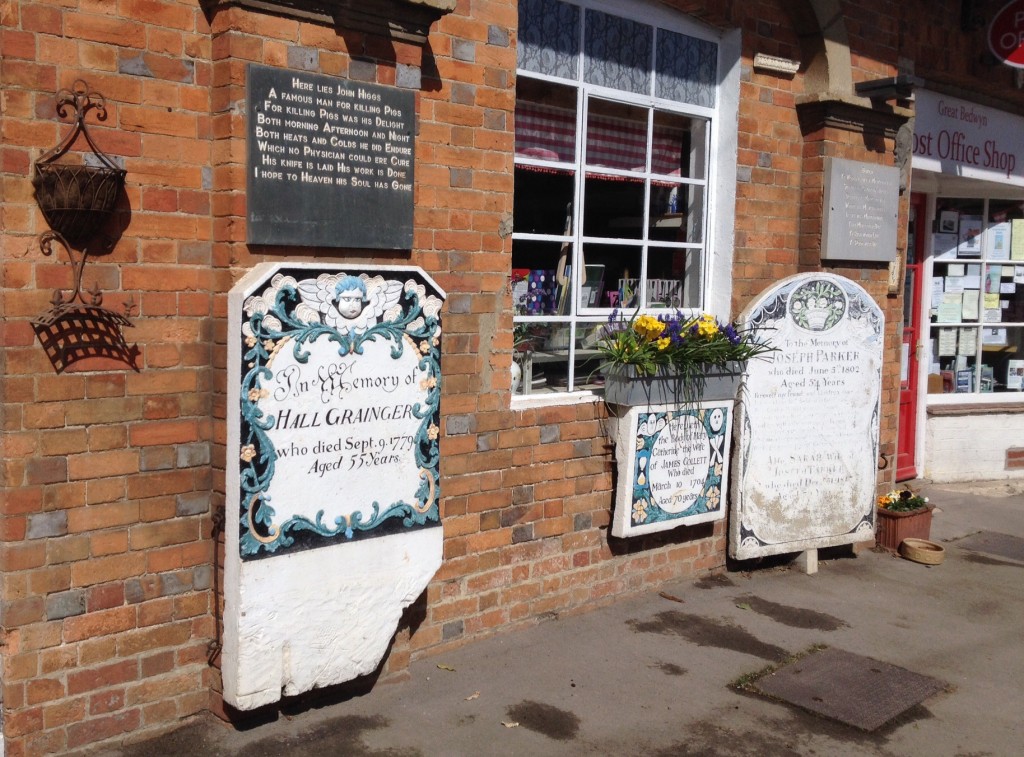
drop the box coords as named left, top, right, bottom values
left=731, top=273, right=883, bottom=560
left=224, top=263, right=444, bottom=710
left=611, top=400, right=732, bottom=538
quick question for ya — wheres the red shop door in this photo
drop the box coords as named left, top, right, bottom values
left=896, top=194, right=925, bottom=481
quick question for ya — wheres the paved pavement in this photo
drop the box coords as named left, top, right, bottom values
left=95, top=481, right=1024, bottom=756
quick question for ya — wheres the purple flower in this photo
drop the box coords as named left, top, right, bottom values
left=662, top=312, right=686, bottom=345
left=724, top=324, right=740, bottom=345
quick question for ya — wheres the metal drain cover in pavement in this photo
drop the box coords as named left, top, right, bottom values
left=751, top=647, right=945, bottom=731
left=955, top=531, right=1024, bottom=563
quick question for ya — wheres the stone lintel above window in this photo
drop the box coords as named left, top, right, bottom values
left=201, top=0, right=456, bottom=47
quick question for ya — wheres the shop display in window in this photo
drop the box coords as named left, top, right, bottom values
left=928, top=198, right=1024, bottom=394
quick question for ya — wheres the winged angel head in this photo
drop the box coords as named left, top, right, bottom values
left=242, top=272, right=441, bottom=338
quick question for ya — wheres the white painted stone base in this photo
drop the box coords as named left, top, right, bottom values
left=925, top=411, right=1024, bottom=482
left=222, top=527, right=442, bottom=710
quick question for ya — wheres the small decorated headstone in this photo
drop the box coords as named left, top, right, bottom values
left=611, top=400, right=732, bottom=537
left=224, top=263, right=444, bottom=710
left=731, top=273, right=883, bottom=560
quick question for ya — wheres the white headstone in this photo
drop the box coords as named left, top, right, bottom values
left=224, top=263, right=445, bottom=709
left=731, top=273, right=883, bottom=560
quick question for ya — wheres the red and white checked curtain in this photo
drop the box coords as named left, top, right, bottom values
left=515, top=102, right=683, bottom=176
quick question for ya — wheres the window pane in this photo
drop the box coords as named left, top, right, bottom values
left=931, top=260, right=979, bottom=324
left=585, top=99, right=648, bottom=172
left=655, top=28, right=717, bottom=107
left=583, top=175, right=645, bottom=239
left=649, top=184, right=704, bottom=243
left=583, top=243, right=642, bottom=309
left=515, top=78, right=577, bottom=164
left=520, top=335, right=607, bottom=394
left=982, top=263, right=1024, bottom=323
left=518, top=0, right=579, bottom=79
left=512, top=240, right=571, bottom=316
left=514, top=167, right=575, bottom=235
left=935, top=198, right=983, bottom=259
left=647, top=246, right=700, bottom=309
left=584, top=9, right=652, bottom=95
left=928, top=326, right=978, bottom=393
left=982, top=327, right=1024, bottom=392
left=652, top=110, right=706, bottom=180
left=514, top=4, right=722, bottom=396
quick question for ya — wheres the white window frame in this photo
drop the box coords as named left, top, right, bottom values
left=512, top=0, right=740, bottom=400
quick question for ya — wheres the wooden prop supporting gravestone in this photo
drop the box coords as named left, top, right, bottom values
left=731, top=273, right=883, bottom=561
left=224, top=263, right=444, bottom=710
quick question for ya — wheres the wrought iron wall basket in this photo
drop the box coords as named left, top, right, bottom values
left=31, top=80, right=126, bottom=249
left=32, top=163, right=125, bottom=247
left=30, top=81, right=136, bottom=375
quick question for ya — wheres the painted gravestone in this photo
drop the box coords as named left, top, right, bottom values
left=612, top=400, right=732, bottom=537
left=731, top=273, right=883, bottom=560
left=224, top=263, right=444, bottom=710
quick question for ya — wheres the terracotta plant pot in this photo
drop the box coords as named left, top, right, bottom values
left=876, top=505, right=933, bottom=552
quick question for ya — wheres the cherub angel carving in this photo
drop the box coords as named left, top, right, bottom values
left=295, top=273, right=404, bottom=334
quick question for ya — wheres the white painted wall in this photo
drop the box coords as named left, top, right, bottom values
left=925, top=413, right=1024, bottom=481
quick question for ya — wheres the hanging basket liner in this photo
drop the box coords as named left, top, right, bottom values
left=31, top=163, right=126, bottom=247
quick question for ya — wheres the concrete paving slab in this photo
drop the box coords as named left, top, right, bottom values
left=953, top=530, right=1024, bottom=563
left=90, top=482, right=1024, bottom=757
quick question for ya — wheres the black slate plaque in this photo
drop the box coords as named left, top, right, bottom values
left=246, top=64, right=415, bottom=249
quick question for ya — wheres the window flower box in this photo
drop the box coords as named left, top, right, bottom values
left=603, top=362, right=743, bottom=407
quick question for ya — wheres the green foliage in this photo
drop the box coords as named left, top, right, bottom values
left=597, top=309, right=775, bottom=377
left=878, top=489, right=929, bottom=512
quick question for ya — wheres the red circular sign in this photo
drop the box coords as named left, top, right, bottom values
left=989, top=0, right=1024, bottom=67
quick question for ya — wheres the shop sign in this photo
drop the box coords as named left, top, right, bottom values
left=913, top=89, right=1024, bottom=186
left=989, top=0, right=1024, bottom=67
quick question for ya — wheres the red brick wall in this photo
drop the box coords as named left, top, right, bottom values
left=7, top=0, right=1024, bottom=753
left=1, top=2, right=216, bottom=755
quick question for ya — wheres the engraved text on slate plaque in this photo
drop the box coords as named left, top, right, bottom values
left=247, top=64, right=414, bottom=249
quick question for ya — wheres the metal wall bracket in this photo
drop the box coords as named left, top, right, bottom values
left=30, top=80, right=138, bottom=373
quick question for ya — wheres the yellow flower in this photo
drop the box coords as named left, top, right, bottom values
left=656, top=337, right=671, bottom=351
left=247, top=388, right=268, bottom=402
left=632, top=315, right=665, bottom=341
left=427, top=423, right=439, bottom=440
left=240, top=444, right=256, bottom=462
left=696, top=314, right=719, bottom=339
